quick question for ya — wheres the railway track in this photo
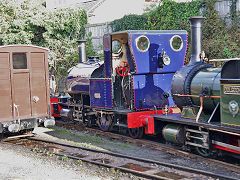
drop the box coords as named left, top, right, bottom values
left=3, top=136, right=237, bottom=180
left=56, top=121, right=240, bottom=174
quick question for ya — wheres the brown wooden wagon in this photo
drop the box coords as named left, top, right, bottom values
left=0, top=45, right=55, bottom=134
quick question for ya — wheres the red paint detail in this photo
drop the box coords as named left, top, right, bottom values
left=51, top=97, right=58, bottom=103
left=134, top=105, right=176, bottom=111
left=127, top=109, right=172, bottom=134
left=183, top=34, right=188, bottom=65
left=50, top=97, right=62, bottom=117
left=116, top=61, right=130, bottom=77
left=132, top=76, right=136, bottom=109
left=214, top=145, right=240, bottom=154
left=145, top=117, right=155, bottom=134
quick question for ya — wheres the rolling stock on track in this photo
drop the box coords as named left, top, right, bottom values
left=0, top=45, right=55, bottom=135
left=52, top=16, right=240, bottom=158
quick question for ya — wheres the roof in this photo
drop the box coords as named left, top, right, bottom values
left=0, top=45, right=49, bottom=52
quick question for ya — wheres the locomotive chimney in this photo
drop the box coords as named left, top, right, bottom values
left=189, top=16, right=205, bottom=63
left=77, top=40, right=87, bottom=63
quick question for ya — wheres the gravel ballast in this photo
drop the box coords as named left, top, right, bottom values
left=0, top=141, right=138, bottom=180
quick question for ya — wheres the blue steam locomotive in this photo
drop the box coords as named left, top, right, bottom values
left=53, top=16, right=240, bottom=157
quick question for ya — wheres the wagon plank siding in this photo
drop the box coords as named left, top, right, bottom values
left=0, top=45, right=51, bottom=133
left=30, top=53, right=48, bottom=117
left=0, top=53, right=13, bottom=121
left=12, top=72, right=31, bottom=119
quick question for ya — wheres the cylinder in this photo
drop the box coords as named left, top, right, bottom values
left=162, top=124, right=184, bottom=144
left=60, top=108, right=73, bottom=121
left=190, top=67, right=221, bottom=113
left=77, top=40, right=87, bottom=63
left=189, top=16, right=205, bottom=63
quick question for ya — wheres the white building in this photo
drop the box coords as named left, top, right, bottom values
left=46, top=0, right=101, bottom=12
left=46, top=0, right=163, bottom=24
left=46, top=0, right=240, bottom=51
left=46, top=0, right=240, bottom=23
left=87, top=0, right=159, bottom=24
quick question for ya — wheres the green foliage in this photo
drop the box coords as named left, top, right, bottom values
left=110, top=0, right=201, bottom=32
left=110, top=14, right=147, bottom=32
left=146, top=0, right=201, bottom=31
left=230, top=0, right=237, bottom=20
left=202, top=0, right=240, bottom=60
left=44, top=8, right=88, bottom=78
left=0, top=0, right=42, bottom=44
left=0, top=0, right=95, bottom=79
left=110, top=0, right=240, bottom=62
left=110, top=0, right=201, bottom=61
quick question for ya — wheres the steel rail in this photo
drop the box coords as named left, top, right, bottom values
left=56, top=121, right=240, bottom=174
left=27, top=136, right=237, bottom=180
left=54, top=152, right=170, bottom=180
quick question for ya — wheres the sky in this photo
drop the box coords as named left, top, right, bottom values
left=46, top=0, right=193, bottom=24
left=88, top=0, right=153, bottom=24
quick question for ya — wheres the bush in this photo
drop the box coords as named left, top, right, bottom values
left=110, top=0, right=201, bottom=61
left=110, top=0, right=240, bottom=62
left=202, top=0, right=240, bottom=61
left=0, top=0, right=94, bottom=79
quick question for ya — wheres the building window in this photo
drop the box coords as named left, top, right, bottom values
left=13, top=53, right=28, bottom=69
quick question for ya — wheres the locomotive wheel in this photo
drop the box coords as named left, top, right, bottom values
left=67, top=109, right=74, bottom=122
left=195, top=145, right=210, bottom=157
left=128, top=127, right=144, bottom=139
left=194, top=134, right=210, bottom=157
left=83, top=115, right=96, bottom=128
left=195, top=147, right=210, bottom=157
left=97, top=114, right=113, bottom=131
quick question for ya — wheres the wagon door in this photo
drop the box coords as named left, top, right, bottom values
left=12, top=53, right=32, bottom=119
left=0, top=53, right=13, bottom=121
left=30, top=52, right=48, bottom=117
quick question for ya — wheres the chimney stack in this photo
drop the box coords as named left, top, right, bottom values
left=77, top=40, right=87, bottom=63
left=189, top=16, right=205, bottom=64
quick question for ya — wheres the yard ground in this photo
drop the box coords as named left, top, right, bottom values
left=0, top=127, right=140, bottom=180
left=0, top=126, right=239, bottom=180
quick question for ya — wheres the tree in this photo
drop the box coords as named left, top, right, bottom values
left=0, top=0, right=93, bottom=79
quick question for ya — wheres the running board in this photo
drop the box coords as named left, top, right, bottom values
left=212, top=140, right=240, bottom=154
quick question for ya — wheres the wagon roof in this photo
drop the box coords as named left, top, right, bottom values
left=0, top=45, right=49, bottom=52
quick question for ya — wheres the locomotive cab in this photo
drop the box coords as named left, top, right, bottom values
left=89, top=30, right=188, bottom=135
left=221, top=60, right=240, bottom=127
left=90, top=31, right=188, bottom=111
left=61, top=30, right=188, bottom=136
